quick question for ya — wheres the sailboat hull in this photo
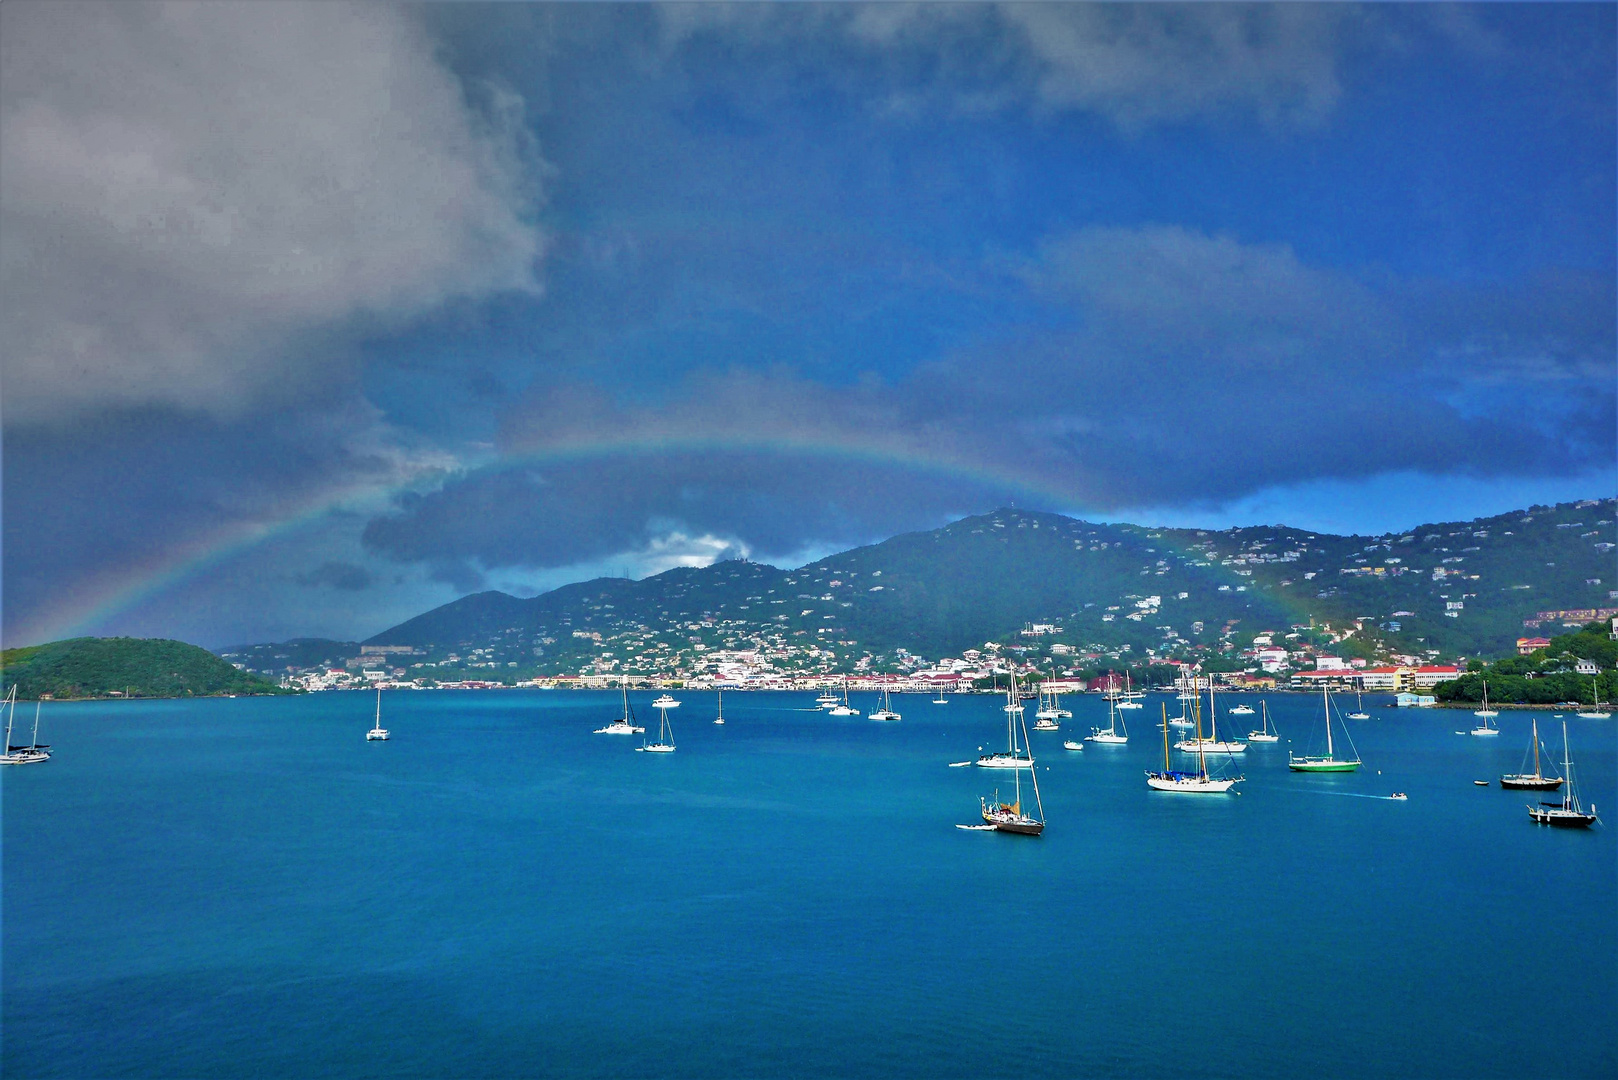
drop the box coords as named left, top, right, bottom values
left=992, top=818, right=1045, bottom=835
left=1500, top=775, right=1562, bottom=790
left=975, top=754, right=1033, bottom=768
left=1528, top=805, right=1596, bottom=827
left=1246, top=733, right=1280, bottom=743
left=1147, top=772, right=1237, bottom=793
left=1289, top=758, right=1361, bottom=772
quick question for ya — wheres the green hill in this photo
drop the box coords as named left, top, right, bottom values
left=1432, top=622, right=1618, bottom=705
left=2, top=637, right=289, bottom=700
left=344, top=498, right=1614, bottom=678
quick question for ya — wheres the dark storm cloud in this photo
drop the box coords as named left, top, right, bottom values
left=296, top=561, right=374, bottom=592
left=358, top=224, right=1614, bottom=578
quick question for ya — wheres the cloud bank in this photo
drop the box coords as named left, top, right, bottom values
left=0, top=0, right=545, bottom=422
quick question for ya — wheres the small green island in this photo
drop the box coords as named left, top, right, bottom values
left=1, top=637, right=291, bottom=700
left=1433, top=621, right=1616, bottom=706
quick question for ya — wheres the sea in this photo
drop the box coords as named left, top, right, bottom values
left=4, top=690, right=1614, bottom=1078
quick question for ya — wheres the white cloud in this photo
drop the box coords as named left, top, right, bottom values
left=0, top=1, right=546, bottom=421
left=658, top=2, right=1360, bottom=129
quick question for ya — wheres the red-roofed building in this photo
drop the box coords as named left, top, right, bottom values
left=1517, top=637, right=1553, bottom=655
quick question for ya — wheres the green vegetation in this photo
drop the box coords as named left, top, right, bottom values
left=1432, top=622, right=1618, bottom=705
left=1, top=637, right=289, bottom=700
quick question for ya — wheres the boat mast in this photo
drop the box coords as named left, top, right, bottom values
left=1208, top=680, right=1217, bottom=742
left=1532, top=718, right=1541, bottom=779
left=1323, top=683, right=1334, bottom=759
left=1161, top=703, right=1171, bottom=771
left=32, top=700, right=42, bottom=748
left=3, top=685, right=14, bottom=748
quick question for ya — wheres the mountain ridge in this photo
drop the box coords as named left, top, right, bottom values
left=343, top=498, right=1615, bottom=677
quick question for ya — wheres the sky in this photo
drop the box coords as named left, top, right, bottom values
left=2, top=1, right=1614, bottom=649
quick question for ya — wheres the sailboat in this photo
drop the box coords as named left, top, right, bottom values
left=979, top=702, right=1045, bottom=834
left=869, top=683, right=901, bottom=722
left=713, top=687, right=725, bottom=725
left=933, top=686, right=949, bottom=704
left=977, top=673, right=1035, bottom=767
left=638, top=703, right=676, bottom=753
left=594, top=685, right=646, bottom=734
left=1, top=687, right=51, bottom=765
left=1174, top=681, right=1244, bottom=753
left=1149, top=704, right=1241, bottom=793
left=827, top=678, right=860, bottom=716
left=366, top=687, right=390, bottom=741
left=1085, top=693, right=1128, bottom=744
left=1346, top=689, right=1370, bottom=721
left=1117, top=671, right=1144, bottom=709
left=1169, top=683, right=1194, bottom=728
left=1289, top=684, right=1363, bottom=772
left=1032, top=675, right=1062, bottom=730
left=1246, top=699, right=1280, bottom=743
left=1526, top=721, right=1596, bottom=827
left=1500, top=717, right=1562, bottom=790
left=1472, top=678, right=1499, bottom=730
left=1575, top=677, right=1611, bottom=719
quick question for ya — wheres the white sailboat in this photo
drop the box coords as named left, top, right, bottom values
left=1174, top=681, right=1245, bottom=753
left=594, top=685, right=646, bottom=734
left=638, top=703, right=675, bottom=753
left=1575, top=677, right=1611, bottom=719
left=713, top=687, right=725, bottom=725
left=1472, top=678, right=1499, bottom=731
left=1032, top=676, right=1062, bottom=729
left=827, top=678, right=860, bottom=716
left=1086, top=693, right=1128, bottom=744
left=1149, top=703, right=1241, bottom=793
left=977, top=673, right=1035, bottom=767
left=1117, top=671, right=1144, bottom=709
left=869, top=683, right=901, bottom=722
left=1346, top=690, right=1370, bottom=721
left=1246, top=699, right=1280, bottom=743
left=1, top=687, right=51, bottom=765
left=366, top=687, right=390, bottom=741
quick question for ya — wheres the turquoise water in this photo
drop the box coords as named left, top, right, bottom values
left=4, top=691, right=1614, bottom=1078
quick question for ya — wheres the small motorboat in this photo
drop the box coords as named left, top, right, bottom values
left=1474, top=780, right=1490, bottom=786
left=1062, top=740, right=1084, bottom=751
left=1389, top=792, right=1408, bottom=801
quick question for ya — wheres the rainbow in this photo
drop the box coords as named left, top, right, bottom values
left=26, top=435, right=1091, bottom=646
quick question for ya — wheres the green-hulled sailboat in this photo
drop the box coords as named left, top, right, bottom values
left=1289, top=684, right=1362, bottom=773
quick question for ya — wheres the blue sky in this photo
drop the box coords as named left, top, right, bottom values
left=3, top=2, right=1614, bottom=648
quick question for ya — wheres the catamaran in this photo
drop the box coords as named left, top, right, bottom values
left=828, top=678, right=860, bottom=716
left=1500, top=717, right=1562, bottom=790
left=1174, top=681, right=1245, bottom=754
left=638, top=703, right=676, bottom=753
left=1526, top=721, right=1596, bottom=827
left=1085, top=692, right=1128, bottom=744
left=1, top=687, right=51, bottom=765
left=1148, top=703, right=1241, bottom=793
left=1289, top=684, right=1363, bottom=772
left=868, top=683, right=901, bottom=722
left=1117, top=671, right=1144, bottom=709
left=366, top=687, right=390, bottom=741
left=977, top=674, right=1035, bottom=767
left=594, top=685, right=646, bottom=734
left=1575, top=677, right=1610, bottom=719
left=1246, top=699, right=1280, bottom=743
left=979, top=702, right=1045, bottom=834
